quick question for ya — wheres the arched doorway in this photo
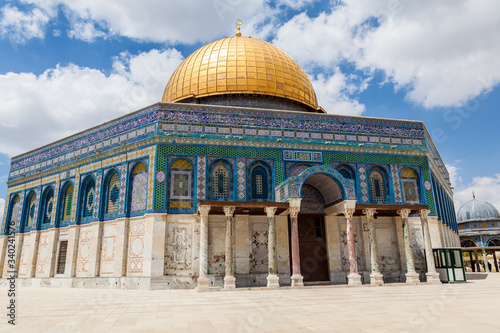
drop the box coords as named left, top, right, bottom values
left=294, top=172, right=344, bottom=282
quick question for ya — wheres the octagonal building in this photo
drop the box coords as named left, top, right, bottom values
left=1, top=32, right=459, bottom=289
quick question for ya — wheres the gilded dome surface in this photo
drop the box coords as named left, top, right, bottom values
left=161, top=36, right=319, bottom=111
left=457, top=197, right=500, bottom=223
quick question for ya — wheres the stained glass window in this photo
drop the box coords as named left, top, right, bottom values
left=168, top=159, right=194, bottom=210
left=42, top=188, right=54, bottom=224
left=106, top=172, right=120, bottom=214
left=130, top=162, right=148, bottom=213
left=369, top=170, right=386, bottom=202
left=61, top=184, right=73, bottom=222
left=82, top=178, right=95, bottom=219
left=251, top=165, right=268, bottom=200
left=212, top=164, right=229, bottom=199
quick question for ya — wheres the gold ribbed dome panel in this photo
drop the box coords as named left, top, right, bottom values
left=162, top=37, right=318, bottom=110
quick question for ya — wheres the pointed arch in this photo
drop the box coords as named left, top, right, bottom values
left=103, top=169, right=120, bottom=218
left=5, top=194, right=21, bottom=233
left=58, top=181, right=74, bottom=225
left=368, top=166, right=389, bottom=203
left=400, top=167, right=421, bottom=204
left=248, top=161, right=272, bottom=201
left=208, top=159, right=233, bottom=200
left=168, top=158, right=194, bottom=212
left=79, top=175, right=96, bottom=222
left=40, top=186, right=55, bottom=226
left=128, top=161, right=148, bottom=215
left=22, top=190, right=37, bottom=229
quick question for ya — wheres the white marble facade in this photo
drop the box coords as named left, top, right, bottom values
left=0, top=212, right=459, bottom=289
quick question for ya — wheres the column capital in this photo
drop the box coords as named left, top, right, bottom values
left=362, top=208, right=377, bottom=220
left=223, top=206, right=235, bottom=217
left=418, top=209, right=430, bottom=219
left=289, top=206, right=300, bottom=218
left=342, top=208, right=355, bottom=219
left=264, top=206, right=277, bottom=217
left=198, top=206, right=211, bottom=217
left=397, top=208, right=411, bottom=219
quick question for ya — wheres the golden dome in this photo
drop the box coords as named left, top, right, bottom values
left=161, top=36, right=319, bottom=111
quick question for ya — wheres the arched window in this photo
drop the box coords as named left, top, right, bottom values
left=104, top=171, right=120, bottom=216
left=210, top=161, right=232, bottom=200
left=400, top=167, right=420, bottom=204
left=250, top=164, right=269, bottom=200
left=59, top=182, right=74, bottom=223
left=369, top=168, right=388, bottom=203
left=80, top=177, right=96, bottom=220
left=129, top=162, right=148, bottom=214
left=5, top=195, right=21, bottom=232
left=41, top=187, right=55, bottom=225
left=168, top=159, right=194, bottom=211
left=336, top=164, right=356, bottom=184
left=23, top=191, right=37, bottom=228
left=488, top=238, right=500, bottom=247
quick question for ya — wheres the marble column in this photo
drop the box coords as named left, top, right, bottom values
left=344, top=208, right=361, bottom=286
left=265, top=206, right=279, bottom=288
left=197, top=206, right=210, bottom=292
left=363, top=209, right=383, bottom=285
left=289, top=206, right=303, bottom=287
left=223, top=206, right=236, bottom=290
left=419, top=209, right=441, bottom=284
left=398, top=209, right=419, bottom=284
left=483, top=249, right=490, bottom=273
left=474, top=250, right=481, bottom=272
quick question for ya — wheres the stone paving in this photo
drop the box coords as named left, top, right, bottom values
left=1, top=273, right=499, bottom=333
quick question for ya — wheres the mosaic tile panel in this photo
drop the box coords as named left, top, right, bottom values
left=106, top=172, right=120, bottom=214
left=391, top=165, right=402, bottom=203
left=93, top=172, right=102, bottom=219
left=130, top=163, right=148, bottom=213
left=119, top=163, right=128, bottom=215
left=358, top=164, right=369, bottom=203
left=147, top=149, right=156, bottom=210
left=237, top=158, right=246, bottom=200
left=197, top=156, right=207, bottom=200
left=168, top=158, right=194, bottom=211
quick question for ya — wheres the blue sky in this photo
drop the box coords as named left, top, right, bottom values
left=1, top=0, right=499, bottom=218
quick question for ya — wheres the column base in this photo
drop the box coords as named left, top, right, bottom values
left=197, top=276, right=209, bottom=292
left=266, top=274, right=280, bottom=289
left=291, top=274, right=304, bottom=287
left=348, top=273, right=362, bottom=286
left=223, top=275, right=236, bottom=290
left=369, top=272, right=384, bottom=286
left=425, top=272, right=442, bottom=285
left=405, top=272, right=420, bottom=284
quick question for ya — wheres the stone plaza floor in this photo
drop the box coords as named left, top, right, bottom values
left=1, top=273, right=499, bottom=332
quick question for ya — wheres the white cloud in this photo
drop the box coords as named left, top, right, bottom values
left=447, top=163, right=500, bottom=213
left=0, top=198, right=4, bottom=224
left=0, top=3, right=55, bottom=43
left=273, top=0, right=500, bottom=109
left=310, top=70, right=366, bottom=116
left=0, top=48, right=184, bottom=157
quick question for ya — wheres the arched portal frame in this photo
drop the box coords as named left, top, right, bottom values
left=286, top=163, right=313, bottom=179
left=167, top=157, right=195, bottom=213
left=126, top=160, right=149, bottom=217
left=275, top=165, right=355, bottom=204
left=38, top=185, right=56, bottom=230
left=101, top=168, right=121, bottom=220
left=399, top=166, right=425, bottom=205
left=21, top=190, right=38, bottom=232
left=207, top=159, right=234, bottom=201
left=4, top=193, right=22, bottom=234
left=367, top=165, right=391, bottom=204
left=56, top=180, right=75, bottom=227
left=77, top=174, right=96, bottom=224
left=247, top=160, right=273, bottom=202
